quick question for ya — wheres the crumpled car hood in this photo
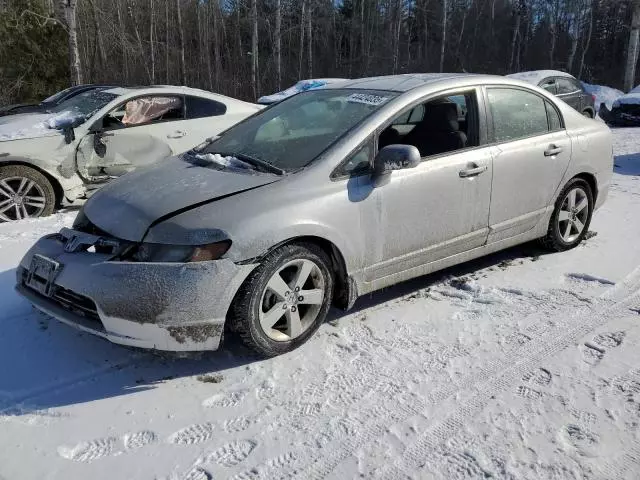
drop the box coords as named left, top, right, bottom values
left=0, top=113, right=60, bottom=141
left=83, top=154, right=281, bottom=242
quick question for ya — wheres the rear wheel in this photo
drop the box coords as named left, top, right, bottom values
left=540, top=178, right=593, bottom=252
left=582, top=109, right=594, bottom=118
left=0, top=165, right=56, bottom=222
left=229, top=243, right=334, bottom=357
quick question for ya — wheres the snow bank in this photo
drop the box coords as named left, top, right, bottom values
left=257, top=78, right=349, bottom=104
left=506, top=69, right=573, bottom=85
left=582, top=82, right=624, bottom=111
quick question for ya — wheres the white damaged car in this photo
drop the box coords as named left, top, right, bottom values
left=0, top=86, right=262, bottom=221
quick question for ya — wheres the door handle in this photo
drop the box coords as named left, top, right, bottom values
left=544, top=145, right=563, bottom=156
left=459, top=165, right=488, bottom=178
left=167, top=131, right=186, bottom=139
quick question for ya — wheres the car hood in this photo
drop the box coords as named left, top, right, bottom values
left=83, top=154, right=281, bottom=242
left=0, top=113, right=61, bottom=141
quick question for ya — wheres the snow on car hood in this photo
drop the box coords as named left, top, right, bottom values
left=0, top=111, right=83, bottom=142
left=257, top=78, right=349, bottom=104
left=613, top=87, right=640, bottom=108
left=83, top=154, right=281, bottom=242
left=581, top=82, right=623, bottom=111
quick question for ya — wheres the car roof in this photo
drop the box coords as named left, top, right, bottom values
left=506, top=70, right=575, bottom=85
left=322, top=73, right=508, bottom=92
left=101, top=85, right=257, bottom=107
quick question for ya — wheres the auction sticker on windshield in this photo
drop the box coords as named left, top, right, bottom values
left=346, top=93, right=389, bottom=106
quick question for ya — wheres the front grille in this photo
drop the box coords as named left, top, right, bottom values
left=620, top=104, right=640, bottom=116
left=52, top=287, right=101, bottom=322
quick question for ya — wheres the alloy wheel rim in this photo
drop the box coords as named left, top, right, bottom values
left=0, top=177, right=46, bottom=221
left=259, top=258, right=326, bottom=341
left=558, top=187, right=589, bottom=243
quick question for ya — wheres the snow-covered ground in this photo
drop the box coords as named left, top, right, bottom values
left=2, top=129, right=640, bottom=480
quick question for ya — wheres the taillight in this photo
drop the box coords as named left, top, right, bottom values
left=592, top=94, right=596, bottom=102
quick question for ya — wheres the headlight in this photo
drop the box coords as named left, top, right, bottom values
left=129, top=240, right=231, bottom=263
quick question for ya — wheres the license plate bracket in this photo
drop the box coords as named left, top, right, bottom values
left=26, top=254, right=60, bottom=297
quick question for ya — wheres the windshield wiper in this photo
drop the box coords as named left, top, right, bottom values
left=223, top=152, right=286, bottom=175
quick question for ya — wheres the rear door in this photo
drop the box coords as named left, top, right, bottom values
left=485, top=87, right=571, bottom=243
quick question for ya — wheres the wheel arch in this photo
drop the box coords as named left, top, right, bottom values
left=254, top=235, right=356, bottom=311
left=0, top=159, right=65, bottom=207
left=571, top=172, right=598, bottom=203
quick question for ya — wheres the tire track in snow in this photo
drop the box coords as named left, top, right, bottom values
left=286, top=270, right=640, bottom=480
left=377, top=290, right=640, bottom=480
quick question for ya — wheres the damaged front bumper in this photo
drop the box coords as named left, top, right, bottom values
left=15, top=233, right=257, bottom=351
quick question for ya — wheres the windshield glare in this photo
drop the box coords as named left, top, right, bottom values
left=48, top=90, right=119, bottom=120
left=202, top=89, right=397, bottom=172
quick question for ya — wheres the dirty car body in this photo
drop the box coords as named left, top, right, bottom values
left=599, top=85, right=640, bottom=126
left=17, top=74, right=613, bottom=353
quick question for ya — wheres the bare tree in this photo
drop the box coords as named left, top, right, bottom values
left=150, top=0, right=155, bottom=83
left=275, top=0, right=281, bottom=89
left=440, top=0, right=447, bottom=72
left=307, top=2, right=312, bottom=77
left=251, top=0, right=258, bottom=97
left=58, top=0, right=83, bottom=85
left=176, top=0, right=186, bottom=84
left=625, top=0, right=640, bottom=91
left=577, top=1, right=593, bottom=79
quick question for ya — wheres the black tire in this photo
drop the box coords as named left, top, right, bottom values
left=540, top=178, right=594, bottom=252
left=582, top=109, right=594, bottom=118
left=0, top=165, right=56, bottom=222
left=229, top=243, right=334, bottom=357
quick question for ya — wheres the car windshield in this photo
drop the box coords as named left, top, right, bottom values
left=42, top=86, right=77, bottom=104
left=47, top=90, right=119, bottom=118
left=200, top=89, right=397, bottom=172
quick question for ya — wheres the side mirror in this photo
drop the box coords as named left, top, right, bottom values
left=373, top=144, right=421, bottom=177
left=62, top=126, right=75, bottom=144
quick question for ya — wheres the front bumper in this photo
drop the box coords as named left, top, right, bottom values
left=16, top=234, right=257, bottom=351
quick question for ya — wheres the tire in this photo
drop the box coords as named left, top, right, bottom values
left=582, top=109, right=594, bottom=118
left=540, top=178, right=594, bottom=252
left=229, top=243, right=334, bottom=357
left=0, top=165, right=56, bottom=222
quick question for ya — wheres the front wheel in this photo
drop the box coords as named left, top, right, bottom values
left=540, top=178, right=593, bottom=252
left=229, top=243, right=334, bottom=357
left=0, top=165, right=56, bottom=222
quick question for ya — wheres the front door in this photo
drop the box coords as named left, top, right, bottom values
left=360, top=89, right=492, bottom=284
left=75, top=95, right=184, bottom=181
left=485, top=87, right=572, bottom=242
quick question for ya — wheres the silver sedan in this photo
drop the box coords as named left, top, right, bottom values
left=16, top=74, right=613, bottom=356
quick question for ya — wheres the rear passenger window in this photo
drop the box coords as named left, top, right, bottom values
left=556, top=78, right=581, bottom=95
left=487, top=88, right=549, bottom=142
left=185, top=96, right=227, bottom=119
left=546, top=101, right=563, bottom=131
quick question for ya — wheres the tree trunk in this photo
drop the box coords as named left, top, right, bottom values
left=176, top=0, right=186, bottom=85
left=59, top=0, right=83, bottom=85
left=299, top=0, right=306, bottom=78
left=307, top=3, right=312, bottom=77
left=150, top=0, right=155, bottom=83
left=117, top=0, right=128, bottom=83
left=440, top=0, right=447, bottom=72
left=127, top=0, right=151, bottom=82
left=423, top=0, right=429, bottom=68
left=275, top=0, right=281, bottom=89
left=625, top=0, right=640, bottom=91
left=578, top=2, right=593, bottom=79
left=549, top=23, right=556, bottom=68
left=509, top=9, right=521, bottom=71
left=213, top=2, right=221, bottom=90
left=251, top=0, right=258, bottom=98
left=165, top=0, right=169, bottom=83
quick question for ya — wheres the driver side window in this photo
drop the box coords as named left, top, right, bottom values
left=102, top=95, right=184, bottom=130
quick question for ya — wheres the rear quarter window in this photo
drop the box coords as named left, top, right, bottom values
left=185, top=96, right=227, bottom=119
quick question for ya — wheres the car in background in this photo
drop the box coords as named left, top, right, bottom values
left=0, top=84, right=117, bottom=118
left=506, top=70, right=596, bottom=118
left=16, top=73, right=612, bottom=356
left=0, top=86, right=262, bottom=221
left=258, top=78, right=349, bottom=105
left=598, top=85, right=640, bottom=126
